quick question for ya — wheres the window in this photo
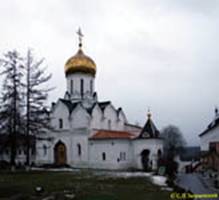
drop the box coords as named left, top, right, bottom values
left=102, top=152, right=106, bottom=161
left=43, top=145, right=47, bottom=156
left=108, top=119, right=111, bottom=130
left=70, top=80, right=74, bottom=94
left=80, top=79, right=84, bottom=97
left=157, top=149, right=162, bottom=157
left=18, top=149, right=22, bottom=155
left=90, top=80, right=93, bottom=94
left=59, top=118, right=63, bottom=129
left=77, top=144, right=81, bottom=156
left=120, top=152, right=126, bottom=161
left=210, top=143, right=216, bottom=152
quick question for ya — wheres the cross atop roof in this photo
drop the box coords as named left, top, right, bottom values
left=76, top=27, right=84, bottom=48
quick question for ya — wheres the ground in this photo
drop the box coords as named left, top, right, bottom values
left=176, top=173, right=219, bottom=200
left=0, top=169, right=170, bottom=200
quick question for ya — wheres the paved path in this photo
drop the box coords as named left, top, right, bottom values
left=176, top=173, right=218, bottom=200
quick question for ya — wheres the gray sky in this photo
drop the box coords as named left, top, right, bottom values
left=0, top=0, right=219, bottom=146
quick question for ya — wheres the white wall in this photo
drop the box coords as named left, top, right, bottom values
left=88, top=139, right=132, bottom=169
left=70, top=105, right=91, bottom=129
left=103, top=105, right=118, bottom=130
left=132, top=139, right=163, bottom=170
left=50, top=100, right=70, bottom=130
left=90, top=104, right=127, bottom=131
left=36, top=129, right=89, bottom=167
left=90, top=105, right=103, bottom=130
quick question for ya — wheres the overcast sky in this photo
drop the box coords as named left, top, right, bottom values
left=0, top=0, right=219, bottom=145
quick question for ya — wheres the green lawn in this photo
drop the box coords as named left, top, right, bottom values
left=0, top=170, right=171, bottom=200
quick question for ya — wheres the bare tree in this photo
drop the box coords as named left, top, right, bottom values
left=0, top=50, right=24, bottom=169
left=24, top=49, right=52, bottom=168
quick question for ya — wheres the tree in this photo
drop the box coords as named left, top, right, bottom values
left=161, top=125, right=186, bottom=157
left=0, top=50, right=24, bottom=169
left=24, top=49, right=52, bottom=167
left=160, top=125, right=186, bottom=178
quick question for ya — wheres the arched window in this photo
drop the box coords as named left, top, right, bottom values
left=77, top=144, right=81, bottom=156
left=102, top=152, right=106, bottom=161
left=80, top=79, right=84, bottom=97
left=70, top=80, right=74, bottom=94
left=90, top=80, right=93, bottom=94
left=59, top=118, right=63, bottom=129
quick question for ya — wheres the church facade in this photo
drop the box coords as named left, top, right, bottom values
left=1, top=33, right=164, bottom=170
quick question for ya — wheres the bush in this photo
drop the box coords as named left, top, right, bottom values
left=0, top=160, right=10, bottom=169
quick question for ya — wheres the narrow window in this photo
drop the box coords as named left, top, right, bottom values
left=59, top=118, right=63, bottom=129
left=77, top=144, right=81, bottom=156
left=108, top=120, right=111, bottom=130
left=70, top=80, right=74, bottom=94
left=18, top=149, right=22, bottom=155
left=120, top=152, right=126, bottom=161
left=124, top=152, right=126, bottom=160
left=43, top=145, right=47, bottom=156
left=90, top=80, right=93, bottom=94
left=80, top=79, right=84, bottom=97
left=157, top=149, right=162, bottom=157
left=102, top=152, right=106, bottom=161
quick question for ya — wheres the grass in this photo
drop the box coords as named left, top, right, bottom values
left=0, top=170, right=171, bottom=200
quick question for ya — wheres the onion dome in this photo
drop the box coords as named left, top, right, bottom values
left=64, top=28, right=96, bottom=76
left=65, top=49, right=96, bottom=76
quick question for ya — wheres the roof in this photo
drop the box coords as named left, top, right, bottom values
left=124, top=123, right=142, bottom=129
left=59, top=99, right=79, bottom=113
left=98, top=101, right=111, bottom=111
left=65, top=49, right=96, bottom=76
left=59, top=99, right=113, bottom=115
left=89, top=130, right=136, bottom=140
left=137, top=117, right=160, bottom=138
left=199, top=116, right=219, bottom=137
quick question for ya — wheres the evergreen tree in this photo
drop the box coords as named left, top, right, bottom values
left=0, top=50, right=24, bottom=169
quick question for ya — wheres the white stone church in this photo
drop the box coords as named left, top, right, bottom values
left=1, top=33, right=164, bottom=170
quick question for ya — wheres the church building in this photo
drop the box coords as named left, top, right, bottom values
left=1, top=30, right=164, bottom=170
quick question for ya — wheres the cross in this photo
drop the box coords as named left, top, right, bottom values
left=147, top=107, right=151, bottom=119
left=76, top=27, right=84, bottom=48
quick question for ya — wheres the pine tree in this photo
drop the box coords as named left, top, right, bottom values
left=0, top=50, right=24, bottom=169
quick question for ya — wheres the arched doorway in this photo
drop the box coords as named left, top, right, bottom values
left=54, top=141, right=67, bottom=166
left=141, top=149, right=150, bottom=171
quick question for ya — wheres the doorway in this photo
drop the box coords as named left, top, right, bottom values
left=141, top=149, right=150, bottom=171
left=54, top=141, right=67, bottom=166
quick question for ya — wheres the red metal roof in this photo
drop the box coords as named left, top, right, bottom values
left=90, top=130, right=136, bottom=140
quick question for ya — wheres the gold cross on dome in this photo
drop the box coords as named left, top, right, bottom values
left=77, top=27, right=84, bottom=48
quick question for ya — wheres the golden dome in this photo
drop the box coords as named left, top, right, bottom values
left=65, top=49, right=96, bottom=76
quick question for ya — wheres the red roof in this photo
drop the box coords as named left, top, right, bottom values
left=90, top=130, right=135, bottom=140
